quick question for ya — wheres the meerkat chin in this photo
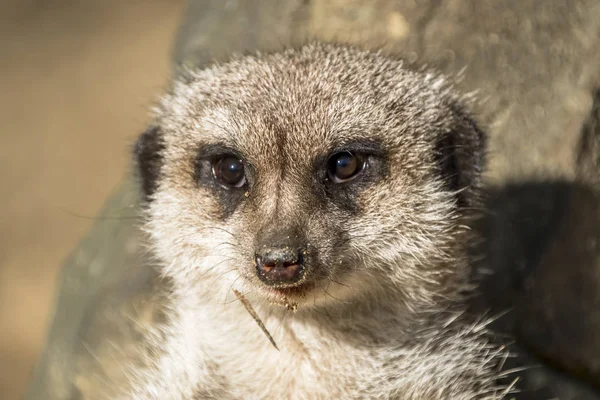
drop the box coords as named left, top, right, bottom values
left=129, top=42, right=508, bottom=399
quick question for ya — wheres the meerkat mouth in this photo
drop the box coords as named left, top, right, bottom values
left=268, top=284, right=312, bottom=299
left=262, top=282, right=315, bottom=311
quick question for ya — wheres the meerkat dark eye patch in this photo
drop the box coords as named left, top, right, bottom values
left=134, top=125, right=165, bottom=200
left=194, top=144, right=249, bottom=188
left=194, top=144, right=250, bottom=219
left=315, top=141, right=386, bottom=212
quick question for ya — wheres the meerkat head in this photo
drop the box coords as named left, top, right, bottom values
left=134, top=43, right=485, bottom=311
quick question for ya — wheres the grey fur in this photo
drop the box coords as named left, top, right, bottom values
left=131, top=43, right=508, bottom=399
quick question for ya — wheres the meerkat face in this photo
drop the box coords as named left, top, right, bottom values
left=135, top=44, right=485, bottom=309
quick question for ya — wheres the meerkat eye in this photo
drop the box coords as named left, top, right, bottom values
left=327, top=151, right=366, bottom=183
left=212, top=155, right=246, bottom=188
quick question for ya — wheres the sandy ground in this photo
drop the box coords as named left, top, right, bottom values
left=0, top=1, right=184, bottom=398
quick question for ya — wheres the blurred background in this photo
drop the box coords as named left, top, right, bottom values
left=0, top=1, right=184, bottom=398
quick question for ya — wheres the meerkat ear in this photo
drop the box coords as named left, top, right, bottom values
left=435, top=103, right=487, bottom=208
left=133, top=125, right=165, bottom=200
left=576, top=88, right=600, bottom=189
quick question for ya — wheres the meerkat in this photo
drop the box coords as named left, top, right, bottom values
left=129, top=42, right=508, bottom=399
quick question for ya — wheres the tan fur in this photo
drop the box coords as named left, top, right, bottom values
left=129, top=43, right=508, bottom=399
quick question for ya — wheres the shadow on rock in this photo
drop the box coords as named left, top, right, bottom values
left=471, top=181, right=600, bottom=399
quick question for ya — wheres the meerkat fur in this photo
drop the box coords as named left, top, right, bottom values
left=128, top=42, right=509, bottom=399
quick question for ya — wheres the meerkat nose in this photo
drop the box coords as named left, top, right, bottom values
left=255, top=246, right=305, bottom=286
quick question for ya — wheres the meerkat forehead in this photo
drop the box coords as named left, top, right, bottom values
left=157, top=44, right=460, bottom=166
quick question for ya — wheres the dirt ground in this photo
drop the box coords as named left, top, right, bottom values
left=0, top=1, right=184, bottom=398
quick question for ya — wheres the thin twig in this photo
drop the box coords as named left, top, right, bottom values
left=233, top=289, right=279, bottom=351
